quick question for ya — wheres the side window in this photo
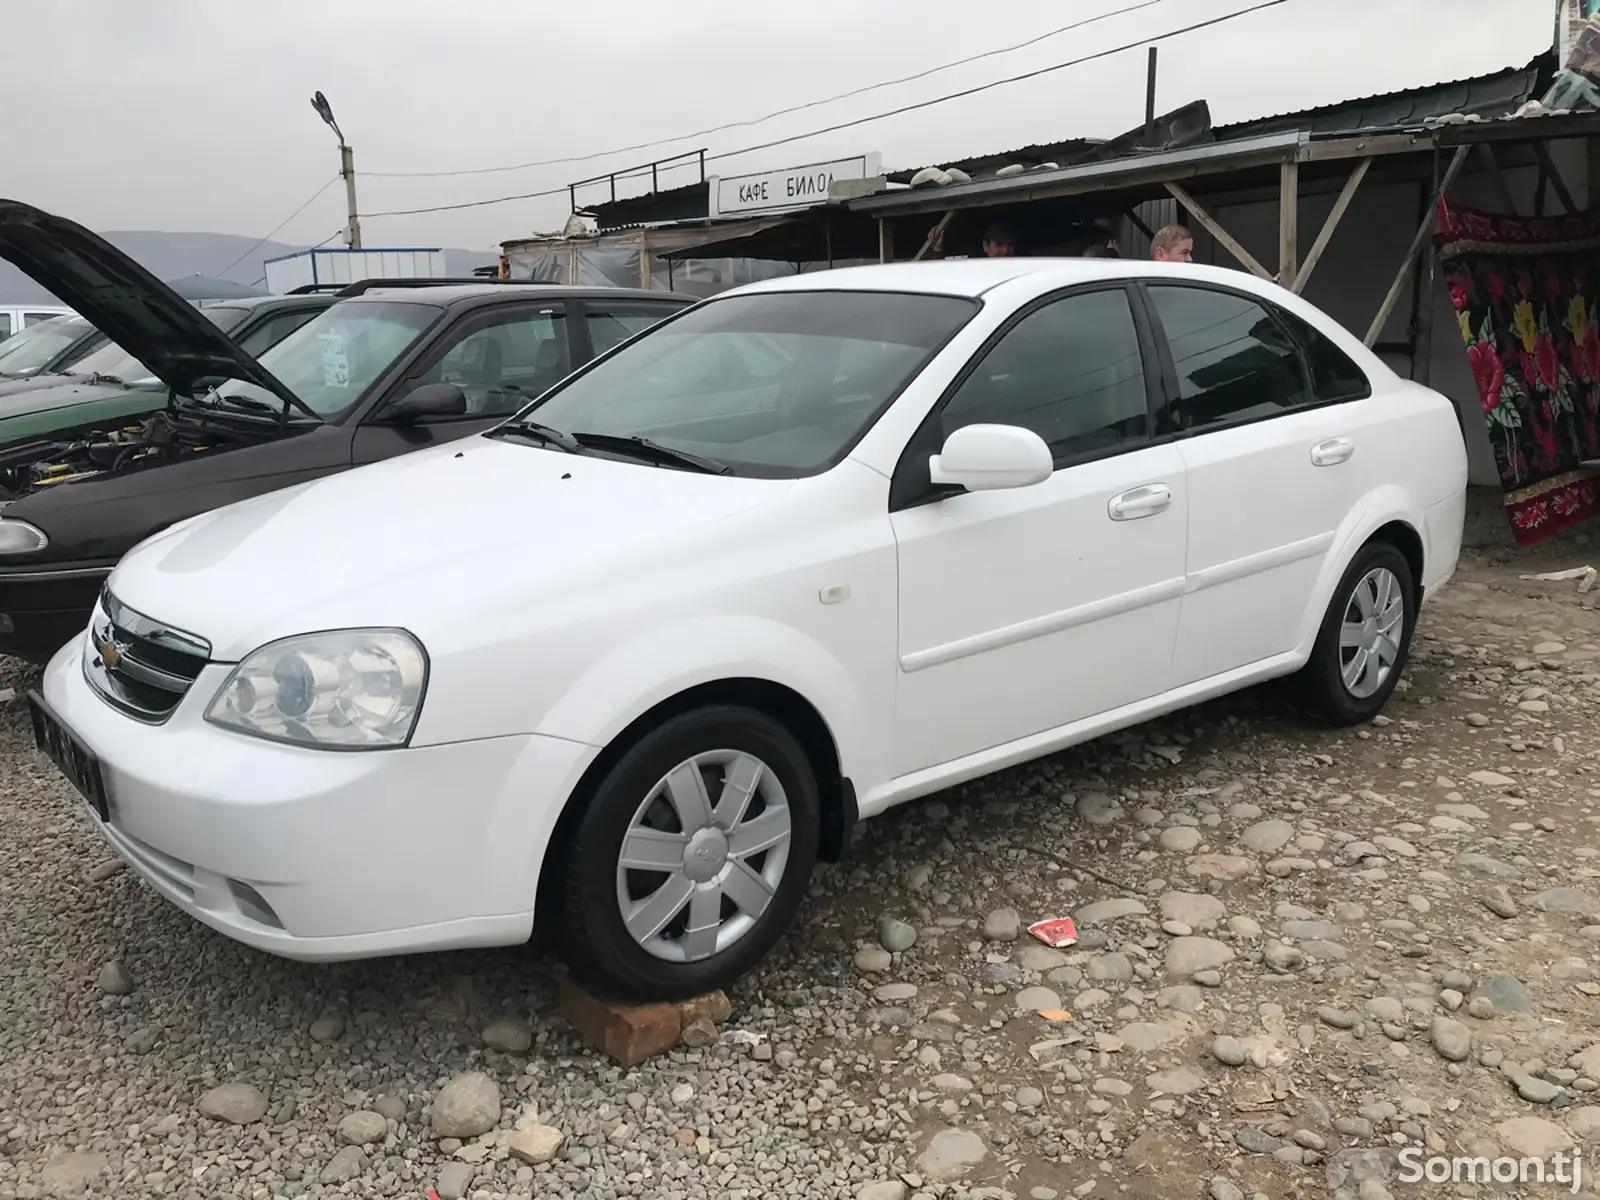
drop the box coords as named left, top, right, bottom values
left=237, top=310, right=320, bottom=357
left=940, top=288, right=1149, bottom=460
left=1146, top=285, right=1308, bottom=430
left=24, top=312, right=63, bottom=328
left=587, top=308, right=676, bottom=356
left=424, top=307, right=569, bottom=416
left=1275, top=307, right=1372, bottom=403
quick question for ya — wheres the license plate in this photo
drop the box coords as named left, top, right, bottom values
left=28, top=691, right=109, bottom=822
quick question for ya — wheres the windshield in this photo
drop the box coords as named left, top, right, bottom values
left=522, top=290, right=978, bottom=477
left=64, top=304, right=252, bottom=388
left=206, top=301, right=441, bottom=418
left=0, top=319, right=86, bottom=375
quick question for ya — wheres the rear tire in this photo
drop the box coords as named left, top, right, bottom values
left=1293, top=540, right=1417, bottom=727
left=558, top=705, right=819, bottom=1001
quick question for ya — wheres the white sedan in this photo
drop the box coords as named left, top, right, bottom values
left=26, top=258, right=1468, bottom=1000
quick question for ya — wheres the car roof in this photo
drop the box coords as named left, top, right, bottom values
left=725, top=258, right=1287, bottom=301
left=339, top=283, right=694, bottom=308
left=201, top=293, right=339, bottom=314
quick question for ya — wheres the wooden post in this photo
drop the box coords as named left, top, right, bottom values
left=913, top=212, right=956, bottom=261
left=1475, top=143, right=1520, bottom=216
left=878, top=217, right=893, bottom=264
left=1364, top=145, right=1469, bottom=348
left=1278, top=160, right=1299, bottom=286
left=1164, top=182, right=1273, bottom=279
left=1144, top=47, right=1158, bottom=139
left=1533, top=141, right=1580, bottom=214
left=1292, top=157, right=1371, bottom=294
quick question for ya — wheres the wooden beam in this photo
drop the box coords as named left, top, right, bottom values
left=912, top=212, right=955, bottom=261
left=1533, top=141, right=1579, bottom=214
left=1164, top=182, right=1273, bottom=280
left=1278, top=160, right=1299, bottom=285
left=1364, top=145, right=1469, bottom=348
left=1292, top=157, right=1372, bottom=295
left=1126, top=209, right=1155, bottom=239
left=878, top=217, right=893, bottom=264
left=1475, top=143, right=1520, bottom=216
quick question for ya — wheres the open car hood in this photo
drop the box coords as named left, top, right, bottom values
left=0, top=200, right=315, bottom=419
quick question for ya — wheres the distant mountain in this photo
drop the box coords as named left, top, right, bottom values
left=0, top=231, right=498, bottom=304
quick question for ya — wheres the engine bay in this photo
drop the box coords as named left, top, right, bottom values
left=0, top=407, right=275, bottom=502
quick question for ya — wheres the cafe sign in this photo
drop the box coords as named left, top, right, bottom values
left=710, top=153, right=882, bottom=217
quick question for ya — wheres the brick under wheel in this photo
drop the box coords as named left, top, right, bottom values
left=558, top=705, right=820, bottom=1002
left=1294, top=540, right=1418, bottom=727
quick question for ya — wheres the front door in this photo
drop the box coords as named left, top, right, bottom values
left=888, top=285, right=1189, bottom=777
left=1141, top=282, right=1370, bottom=686
left=351, top=301, right=576, bottom=464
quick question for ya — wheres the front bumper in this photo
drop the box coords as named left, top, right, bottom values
left=40, top=634, right=599, bottom=961
left=0, top=561, right=110, bottom=662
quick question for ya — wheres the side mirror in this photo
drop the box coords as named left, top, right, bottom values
left=385, top=382, right=467, bottom=423
left=928, top=423, right=1053, bottom=491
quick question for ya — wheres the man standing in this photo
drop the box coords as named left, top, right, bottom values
left=981, top=222, right=1016, bottom=258
left=1151, top=224, right=1194, bottom=262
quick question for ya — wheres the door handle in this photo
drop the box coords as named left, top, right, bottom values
left=1108, top=483, right=1172, bottom=521
left=1310, top=437, right=1355, bottom=467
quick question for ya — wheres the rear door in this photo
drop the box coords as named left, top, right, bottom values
left=351, top=300, right=577, bottom=465
left=1141, top=282, right=1373, bottom=686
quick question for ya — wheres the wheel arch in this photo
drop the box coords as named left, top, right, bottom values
left=1295, top=488, right=1427, bottom=658
left=533, top=676, right=858, bottom=937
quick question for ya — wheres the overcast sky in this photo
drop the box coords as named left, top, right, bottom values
left=1, top=0, right=1557, bottom=251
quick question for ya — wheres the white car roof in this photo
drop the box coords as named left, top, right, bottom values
left=727, top=258, right=1285, bottom=301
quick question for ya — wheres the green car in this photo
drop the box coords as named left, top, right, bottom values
left=0, top=315, right=105, bottom=388
left=0, top=294, right=337, bottom=448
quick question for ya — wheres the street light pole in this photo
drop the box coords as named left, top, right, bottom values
left=310, top=91, right=362, bottom=250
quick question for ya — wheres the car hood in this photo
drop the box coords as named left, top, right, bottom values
left=0, top=378, right=144, bottom=422
left=0, top=200, right=308, bottom=414
left=108, top=436, right=792, bottom=661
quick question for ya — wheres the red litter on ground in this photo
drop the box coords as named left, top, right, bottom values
left=1028, top=917, right=1078, bottom=948
left=425, top=1191, right=442, bottom=1200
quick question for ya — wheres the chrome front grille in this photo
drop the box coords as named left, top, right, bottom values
left=84, top=589, right=211, bottom=723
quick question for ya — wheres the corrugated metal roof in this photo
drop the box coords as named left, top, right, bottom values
left=1216, top=55, right=1551, bottom=138
left=884, top=136, right=1102, bottom=185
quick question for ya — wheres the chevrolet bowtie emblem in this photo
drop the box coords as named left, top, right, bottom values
left=98, top=639, right=123, bottom=669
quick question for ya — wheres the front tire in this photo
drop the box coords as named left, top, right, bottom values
left=1294, top=540, right=1417, bottom=727
left=558, top=705, right=820, bottom=1001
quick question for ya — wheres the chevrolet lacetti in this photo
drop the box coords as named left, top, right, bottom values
left=27, top=258, right=1469, bottom=1000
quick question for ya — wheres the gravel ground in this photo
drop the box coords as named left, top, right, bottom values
left=1, top=500, right=1598, bottom=1200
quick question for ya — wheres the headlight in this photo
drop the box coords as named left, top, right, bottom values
left=0, top=518, right=48, bottom=554
left=205, top=628, right=428, bottom=749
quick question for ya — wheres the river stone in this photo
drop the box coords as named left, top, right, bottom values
left=1075, top=897, right=1149, bottom=925
left=508, top=1125, right=564, bottom=1164
left=1187, top=854, right=1258, bottom=881
left=918, top=1128, right=988, bottom=1181
left=320, top=1146, right=366, bottom=1184
left=1430, top=1016, right=1471, bottom=1062
left=1239, top=819, right=1295, bottom=855
left=1495, top=1115, right=1574, bottom=1158
left=1530, top=887, right=1596, bottom=915
left=1160, top=891, right=1226, bottom=927
left=1016, top=986, right=1062, bottom=1012
left=1475, top=973, right=1533, bottom=1015
left=198, top=1082, right=268, bottom=1125
left=1166, top=936, right=1235, bottom=979
left=1159, top=826, right=1202, bottom=852
left=1148, top=1067, right=1205, bottom=1095
left=338, top=1110, right=388, bottom=1146
left=481, top=1015, right=533, bottom=1054
left=39, top=1151, right=108, bottom=1197
left=431, top=1072, right=501, bottom=1139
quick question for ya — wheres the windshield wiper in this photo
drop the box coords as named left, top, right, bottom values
left=570, top=432, right=732, bottom=475
left=484, top=419, right=583, bottom=454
